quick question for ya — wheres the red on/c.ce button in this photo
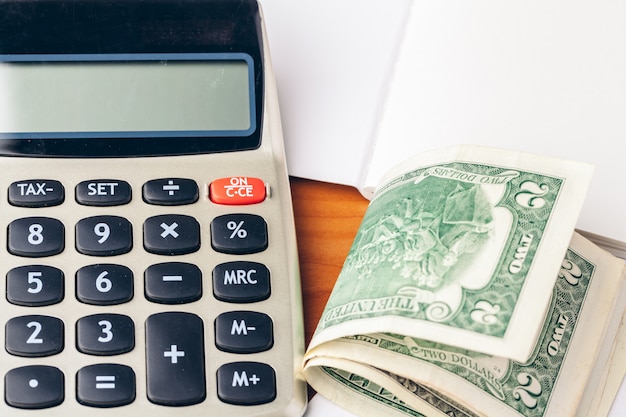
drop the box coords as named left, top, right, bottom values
left=209, top=177, right=266, bottom=205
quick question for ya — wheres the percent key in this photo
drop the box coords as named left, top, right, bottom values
left=210, top=214, right=268, bottom=255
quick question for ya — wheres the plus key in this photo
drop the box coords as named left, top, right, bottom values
left=145, top=312, right=205, bottom=406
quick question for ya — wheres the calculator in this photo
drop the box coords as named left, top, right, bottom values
left=0, top=0, right=307, bottom=416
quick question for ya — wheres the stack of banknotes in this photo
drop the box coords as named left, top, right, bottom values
left=303, top=145, right=626, bottom=417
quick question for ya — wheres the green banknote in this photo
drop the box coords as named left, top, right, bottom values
left=309, top=146, right=593, bottom=362
left=310, top=367, right=477, bottom=417
left=304, top=233, right=626, bottom=417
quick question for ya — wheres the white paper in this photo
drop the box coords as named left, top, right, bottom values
left=365, top=0, right=626, bottom=244
left=304, top=390, right=626, bottom=417
left=261, top=0, right=411, bottom=185
left=262, top=0, right=626, bottom=245
left=304, top=394, right=358, bottom=417
left=610, top=379, right=626, bottom=417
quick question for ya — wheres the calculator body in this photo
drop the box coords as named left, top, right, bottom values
left=0, top=1, right=307, bottom=416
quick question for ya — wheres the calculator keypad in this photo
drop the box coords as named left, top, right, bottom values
left=2, top=176, right=289, bottom=412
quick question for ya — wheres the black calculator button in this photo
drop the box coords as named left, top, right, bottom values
left=144, top=262, right=202, bottom=304
left=5, top=365, right=64, bottom=409
left=145, top=312, right=206, bottom=406
left=216, top=362, right=276, bottom=406
left=76, top=314, right=135, bottom=356
left=5, top=315, right=64, bottom=357
left=8, top=217, right=65, bottom=257
left=76, top=264, right=134, bottom=305
left=215, top=311, right=274, bottom=354
left=143, top=178, right=198, bottom=206
left=77, top=364, right=136, bottom=408
left=6, top=265, right=65, bottom=307
left=8, top=180, right=64, bottom=208
left=210, top=214, right=268, bottom=255
left=76, top=215, right=133, bottom=256
left=143, top=214, right=200, bottom=255
left=213, top=261, right=271, bottom=303
left=76, top=180, right=132, bottom=206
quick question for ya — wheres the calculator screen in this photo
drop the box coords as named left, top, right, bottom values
left=0, top=53, right=256, bottom=139
left=0, top=0, right=264, bottom=157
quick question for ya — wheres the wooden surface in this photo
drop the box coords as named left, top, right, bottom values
left=289, top=177, right=369, bottom=346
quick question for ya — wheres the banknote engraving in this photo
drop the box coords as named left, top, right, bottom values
left=319, top=366, right=478, bottom=417
left=383, top=371, right=480, bottom=417
left=352, top=246, right=595, bottom=416
left=320, top=367, right=425, bottom=417
left=319, top=161, right=565, bottom=338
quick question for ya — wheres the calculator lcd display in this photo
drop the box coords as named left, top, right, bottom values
left=0, top=53, right=256, bottom=139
